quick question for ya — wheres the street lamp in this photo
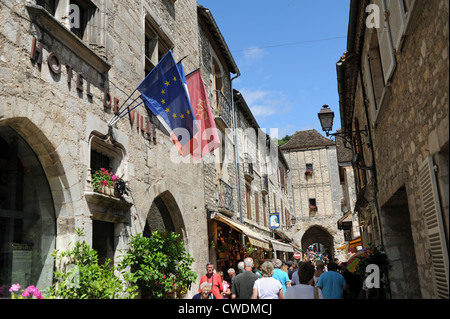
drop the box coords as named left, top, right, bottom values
left=290, top=215, right=297, bottom=226
left=318, top=104, right=368, bottom=145
left=317, top=104, right=335, bottom=135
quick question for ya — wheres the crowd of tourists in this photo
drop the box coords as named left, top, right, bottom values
left=193, top=255, right=370, bottom=299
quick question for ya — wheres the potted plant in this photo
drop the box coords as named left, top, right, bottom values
left=305, top=169, right=313, bottom=176
left=91, top=168, right=119, bottom=196
left=309, top=205, right=317, bottom=212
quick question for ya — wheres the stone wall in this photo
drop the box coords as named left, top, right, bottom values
left=284, top=145, right=345, bottom=260
left=349, top=0, right=449, bottom=298
left=0, top=0, right=209, bottom=296
left=370, top=1, right=449, bottom=298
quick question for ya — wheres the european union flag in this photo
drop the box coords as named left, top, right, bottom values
left=137, top=50, right=197, bottom=147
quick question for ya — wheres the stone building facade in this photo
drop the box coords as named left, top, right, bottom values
left=281, top=130, right=346, bottom=261
left=335, top=130, right=360, bottom=250
left=337, top=0, right=449, bottom=298
left=0, top=0, right=219, bottom=297
left=0, top=0, right=296, bottom=298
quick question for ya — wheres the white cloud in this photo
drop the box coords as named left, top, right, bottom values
left=250, top=104, right=277, bottom=117
left=242, top=46, right=267, bottom=61
left=239, top=88, right=294, bottom=125
left=240, top=88, right=271, bottom=105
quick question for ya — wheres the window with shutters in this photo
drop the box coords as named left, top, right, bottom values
left=385, top=0, right=407, bottom=52
left=145, top=15, right=173, bottom=76
left=262, top=194, right=267, bottom=227
left=373, top=0, right=397, bottom=85
left=367, top=31, right=385, bottom=113
left=246, top=184, right=252, bottom=220
left=254, top=192, right=259, bottom=224
left=419, top=156, right=449, bottom=299
left=35, top=0, right=106, bottom=59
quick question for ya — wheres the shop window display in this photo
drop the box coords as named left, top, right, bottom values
left=0, top=126, right=56, bottom=297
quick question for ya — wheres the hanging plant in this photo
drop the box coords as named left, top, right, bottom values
left=244, top=243, right=254, bottom=257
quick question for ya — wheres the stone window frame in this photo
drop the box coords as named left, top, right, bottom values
left=144, top=13, right=174, bottom=75
left=26, top=1, right=110, bottom=73
left=309, top=198, right=317, bottom=217
left=143, top=12, right=174, bottom=132
left=87, top=131, right=126, bottom=192
left=36, top=0, right=106, bottom=58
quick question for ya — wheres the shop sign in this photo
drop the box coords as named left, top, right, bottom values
left=30, top=37, right=151, bottom=138
left=269, top=212, right=280, bottom=229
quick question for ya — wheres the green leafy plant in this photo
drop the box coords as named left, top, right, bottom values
left=91, top=168, right=118, bottom=191
left=244, top=243, right=254, bottom=257
left=46, top=228, right=137, bottom=299
left=355, top=242, right=391, bottom=277
left=355, top=243, right=391, bottom=299
left=119, top=231, right=197, bottom=299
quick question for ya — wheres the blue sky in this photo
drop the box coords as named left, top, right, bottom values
left=197, top=0, right=351, bottom=139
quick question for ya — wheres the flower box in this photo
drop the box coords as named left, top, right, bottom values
left=97, top=185, right=116, bottom=197
left=91, top=168, right=129, bottom=198
left=305, top=169, right=313, bottom=176
left=309, top=205, right=317, bottom=212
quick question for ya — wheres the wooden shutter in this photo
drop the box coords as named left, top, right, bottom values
left=386, top=0, right=406, bottom=51
left=374, top=0, right=397, bottom=84
left=364, top=53, right=377, bottom=115
left=254, top=192, right=259, bottom=224
left=246, top=184, right=252, bottom=219
left=419, top=156, right=449, bottom=299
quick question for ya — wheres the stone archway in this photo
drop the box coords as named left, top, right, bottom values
left=301, top=225, right=335, bottom=258
left=138, top=182, right=188, bottom=245
left=0, top=118, right=78, bottom=294
left=144, top=192, right=176, bottom=235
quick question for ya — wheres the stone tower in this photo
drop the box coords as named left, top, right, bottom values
left=281, top=130, right=346, bottom=261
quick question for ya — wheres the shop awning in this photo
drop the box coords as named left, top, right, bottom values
left=337, top=211, right=352, bottom=230
left=349, top=237, right=362, bottom=249
left=213, top=214, right=270, bottom=250
left=271, top=240, right=294, bottom=253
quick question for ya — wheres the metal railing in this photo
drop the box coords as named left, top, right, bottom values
left=214, top=90, right=233, bottom=128
left=243, top=153, right=254, bottom=180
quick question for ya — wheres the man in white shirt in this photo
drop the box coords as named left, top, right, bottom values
left=284, top=262, right=324, bottom=299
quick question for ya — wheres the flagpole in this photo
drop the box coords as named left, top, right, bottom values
left=109, top=100, right=145, bottom=127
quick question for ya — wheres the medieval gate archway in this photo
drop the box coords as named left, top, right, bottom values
left=301, top=225, right=335, bottom=259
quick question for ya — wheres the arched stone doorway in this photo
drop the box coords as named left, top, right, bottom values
left=0, top=125, right=56, bottom=295
left=301, top=225, right=334, bottom=259
left=143, top=191, right=186, bottom=242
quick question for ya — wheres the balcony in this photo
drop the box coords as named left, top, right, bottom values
left=214, top=90, right=233, bottom=128
left=218, top=179, right=234, bottom=214
left=243, top=153, right=254, bottom=181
